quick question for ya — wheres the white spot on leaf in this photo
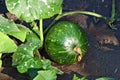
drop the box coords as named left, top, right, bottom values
left=26, top=5, right=31, bottom=10
left=6, top=26, right=10, bottom=29
left=24, top=47, right=27, bottom=50
left=13, top=3, right=16, bottom=6
left=39, top=10, right=42, bottom=13
left=26, top=13, right=30, bottom=17
left=47, top=5, right=50, bottom=8
left=30, top=65, right=34, bottom=68
left=42, top=0, right=47, bottom=5
left=24, top=62, right=27, bottom=66
left=18, top=0, right=20, bottom=4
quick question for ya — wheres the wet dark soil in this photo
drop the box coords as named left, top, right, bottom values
left=0, top=0, right=120, bottom=80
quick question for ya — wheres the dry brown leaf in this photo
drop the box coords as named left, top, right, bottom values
left=0, top=73, right=15, bottom=80
left=89, top=23, right=119, bottom=46
left=0, top=67, right=4, bottom=72
left=5, top=13, right=23, bottom=24
left=52, top=61, right=90, bottom=76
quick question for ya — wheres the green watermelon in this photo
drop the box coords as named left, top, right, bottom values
left=45, top=21, right=88, bottom=64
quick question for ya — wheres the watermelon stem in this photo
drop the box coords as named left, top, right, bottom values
left=73, top=46, right=82, bottom=62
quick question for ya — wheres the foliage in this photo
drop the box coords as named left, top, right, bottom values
left=0, top=0, right=118, bottom=79
left=0, top=16, right=29, bottom=42
left=5, top=0, right=63, bottom=22
left=12, top=35, right=43, bottom=73
left=72, top=74, right=87, bottom=80
left=0, top=31, right=17, bottom=53
left=1, top=0, right=63, bottom=79
left=33, top=70, right=57, bottom=80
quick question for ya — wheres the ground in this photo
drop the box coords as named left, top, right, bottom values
left=0, top=0, right=120, bottom=80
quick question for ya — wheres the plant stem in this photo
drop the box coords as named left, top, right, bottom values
left=108, top=0, right=116, bottom=28
left=39, top=19, right=43, bottom=42
left=57, top=11, right=106, bottom=19
left=44, top=11, right=106, bottom=34
left=111, top=0, right=115, bottom=20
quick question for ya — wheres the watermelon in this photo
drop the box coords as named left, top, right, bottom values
left=45, top=21, right=88, bottom=64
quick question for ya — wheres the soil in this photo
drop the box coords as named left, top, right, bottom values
left=0, top=0, right=120, bottom=80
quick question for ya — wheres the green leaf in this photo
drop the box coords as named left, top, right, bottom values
left=9, top=24, right=30, bottom=42
left=33, top=70, right=57, bottom=80
left=26, top=30, right=40, bottom=41
left=6, top=0, right=63, bottom=22
left=17, top=58, right=43, bottom=73
left=27, top=59, right=63, bottom=79
left=0, top=16, right=30, bottom=42
left=41, top=60, right=63, bottom=74
left=96, top=77, right=115, bottom=80
left=72, top=74, right=87, bottom=80
left=0, top=32, right=17, bottom=53
left=12, top=34, right=43, bottom=73
left=50, top=66, right=63, bottom=75
left=0, top=16, right=19, bottom=33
